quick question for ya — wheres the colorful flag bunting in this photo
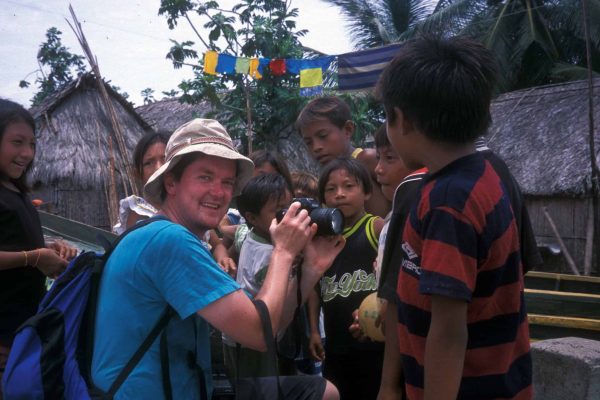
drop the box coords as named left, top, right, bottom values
left=337, top=43, right=402, bottom=91
left=203, top=45, right=399, bottom=94
left=203, top=51, right=218, bottom=75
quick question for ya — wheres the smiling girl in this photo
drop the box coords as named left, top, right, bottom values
left=0, top=99, right=76, bottom=388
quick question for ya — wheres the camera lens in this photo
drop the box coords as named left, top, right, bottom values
left=310, top=208, right=344, bottom=236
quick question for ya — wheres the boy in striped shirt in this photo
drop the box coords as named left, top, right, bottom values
left=375, top=35, right=532, bottom=400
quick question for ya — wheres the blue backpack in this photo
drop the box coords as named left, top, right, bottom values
left=2, top=217, right=174, bottom=400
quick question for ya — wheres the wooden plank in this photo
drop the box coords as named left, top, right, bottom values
left=528, top=314, right=600, bottom=342
left=528, top=314, right=600, bottom=331
left=525, top=271, right=600, bottom=294
left=525, top=289, right=600, bottom=319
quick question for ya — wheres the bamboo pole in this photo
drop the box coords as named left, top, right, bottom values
left=584, top=198, right=594, bottom=276
left=244, top=77, right=253, bottom=155
left=66, top=6, right=139, bottom=198
left=582, top=0, right=599, bottom=275
left=543, top=207, right=580, bottom=276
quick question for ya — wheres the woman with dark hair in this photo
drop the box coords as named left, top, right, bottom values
left=113, top=130, right=171, bottom=234
left=0, top=99, right=76, bottom=388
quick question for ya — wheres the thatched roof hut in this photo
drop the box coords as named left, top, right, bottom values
left=29, top=73, right=152, bottom=230
left=136, top=97, right=211, bottom=132
left=488, top=78, right=600, bottom=274
left=489, top=78, right=600, bottom=196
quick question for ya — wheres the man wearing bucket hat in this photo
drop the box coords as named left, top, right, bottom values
left=91, top=119, right=344, bottom=399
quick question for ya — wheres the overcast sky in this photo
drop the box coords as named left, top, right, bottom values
left=0, top=0, right=354, bottom=107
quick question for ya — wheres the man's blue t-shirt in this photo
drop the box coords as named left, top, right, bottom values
left=91, top=219, right=240, bottom=399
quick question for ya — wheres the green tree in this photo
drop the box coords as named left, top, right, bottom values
left=20, top=27, right=86, bottom=105
left=320, top=0, right=436, bottom=49
left=425, top=0, right=600, bottom=90
left=159, top=0, right=378, bottom=155
left=141, top=88, right=156, bottom=104
left=325, top=0, right=600, bottom=92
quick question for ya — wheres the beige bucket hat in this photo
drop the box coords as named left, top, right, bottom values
left=144, top=118, right=254, bottom=205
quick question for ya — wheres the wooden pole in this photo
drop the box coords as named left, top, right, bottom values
left=244, top=77, right=253, bottom=155
left=584, top=198, right=594, bottom=275
left=543, top=207, right=580, bottom=276
left=582, top=0, right=599, bottom=274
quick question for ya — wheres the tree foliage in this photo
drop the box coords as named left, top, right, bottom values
left=325, top=0, right=600, bottom=92
left=159, top=0, right=378, bottom=152
left=20, top=27, right=87, bottom=106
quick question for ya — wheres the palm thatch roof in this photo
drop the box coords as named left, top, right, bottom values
left=29, top=73, right=151, bottom=188
left=488, top=78, right=600, bottom=197
left=136, top=97, right=212, bottom=132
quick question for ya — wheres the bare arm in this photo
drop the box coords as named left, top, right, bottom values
left=377, top=300, right=403, bottom=400
left=209, top=230, right=236, bottom=277
left=0, top=249, right=67, bottom=278
left=424, top=295, right=468, bottom=400
left=198, top=246, right=298, bottom=351
left=307, top=287, right=325, bottom=361
left=197, top=202, right=313, bottom=351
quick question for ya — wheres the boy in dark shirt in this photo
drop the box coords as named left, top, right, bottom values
left=375, top=35, right=532, bottom=400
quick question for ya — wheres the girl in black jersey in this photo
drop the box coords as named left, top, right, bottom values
left=0, top=99, right=76, bottom=390
left=308, top=157, right=385, bottom=400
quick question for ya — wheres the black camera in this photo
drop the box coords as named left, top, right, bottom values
left=276, top=198, right=344, bottom=236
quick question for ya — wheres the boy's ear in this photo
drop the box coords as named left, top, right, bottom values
left=342, top=120, right=355, bottom=139
left=392, top=107, right=413, bottom=136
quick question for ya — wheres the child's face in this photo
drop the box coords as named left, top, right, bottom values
left=0, top=121, right=35, bottom=180
left=323, top=168, right=369, bottom=226
left=375, top=145, right=411, bottom=201
left=248, top=190, right=292, bottom=239
left=301, top=119, right=353, bottom=165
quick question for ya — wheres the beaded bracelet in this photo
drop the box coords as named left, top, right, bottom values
left=22, top=250, right=28, bottom=266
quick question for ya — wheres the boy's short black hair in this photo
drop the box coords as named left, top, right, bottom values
left=318, top=157, right=372, bottom=203
left=296, top=96, right=351, bottom=132
left=238, top=173, right=290, bottom=227
left=374, top=124, right=390, bottom=149
left=376, top=35, right=498, bottom=144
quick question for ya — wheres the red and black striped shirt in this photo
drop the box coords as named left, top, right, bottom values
left=396, top=153, right=532, bottom=400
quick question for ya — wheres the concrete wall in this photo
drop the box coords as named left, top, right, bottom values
left=532, top=337, right=600, bottom=399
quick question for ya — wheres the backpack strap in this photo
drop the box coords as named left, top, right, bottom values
left=82, top=215, right=174, bottom=397
left=106, top=306, right=175, bottom=397
left=253, top=300, right=283, bottom=400
left=160, top=329, right=173, bottom=400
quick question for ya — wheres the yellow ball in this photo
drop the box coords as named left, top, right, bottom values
left=358, top=293, right=385, bottom=342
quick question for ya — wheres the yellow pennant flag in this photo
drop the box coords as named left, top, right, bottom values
left=204, top=51, right=218, bottom=75
left=249, top=58, right=262, bottom=79
left=300, top=68, right=323, bottom=88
